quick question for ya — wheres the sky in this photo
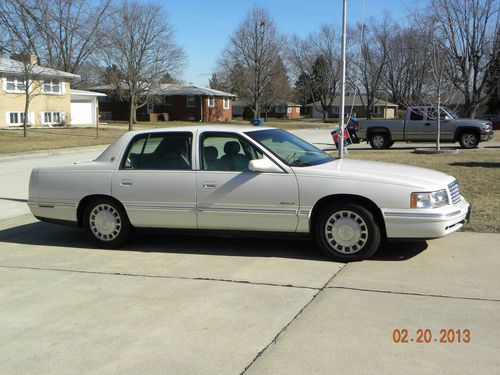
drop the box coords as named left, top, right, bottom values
left=166, top=0, right=410, bottom=86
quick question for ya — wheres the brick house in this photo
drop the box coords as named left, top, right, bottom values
left=91, top=84, right=236, bottom=122
left=232, top=99, right=301, bottom=120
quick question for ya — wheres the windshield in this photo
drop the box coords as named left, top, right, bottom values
left=246, top=129, right=334, bottom=167
left=444, top=108, right=460, bottom=119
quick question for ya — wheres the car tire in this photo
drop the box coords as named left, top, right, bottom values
left=369, top=133, right=388, bottom=149
left=83, top=197, right=131, bottom=248
left=459, top=131, right=479, bottom=148
left=386, top=140, right=394, bottom=148
left=315, top=202, right=381, bottom=262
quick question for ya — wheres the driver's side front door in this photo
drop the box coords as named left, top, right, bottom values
left=196, top=132, right=299, bottom=232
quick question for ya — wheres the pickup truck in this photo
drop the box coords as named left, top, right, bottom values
left=355, top=107, right=494, bottom=149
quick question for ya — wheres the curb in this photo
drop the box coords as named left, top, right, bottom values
left=0, top=145, right=107, bottom=163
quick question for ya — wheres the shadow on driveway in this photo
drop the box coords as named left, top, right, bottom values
left=0, top=221, right=427, bottom=262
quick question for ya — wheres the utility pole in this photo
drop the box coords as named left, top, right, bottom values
left=338, top=0, right=347, bottom=158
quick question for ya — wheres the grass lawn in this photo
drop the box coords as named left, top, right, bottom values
left=0, top=120, right=330, bottom=154
left=345, top=148, right=500, bottom=233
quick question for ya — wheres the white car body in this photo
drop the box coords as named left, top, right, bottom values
left=28, top=126, right=470, bottom=258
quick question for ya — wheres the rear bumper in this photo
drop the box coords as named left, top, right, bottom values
left=383, top=199, right=470, bottom=239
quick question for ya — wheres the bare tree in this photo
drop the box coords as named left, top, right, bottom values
left=382, top=25, right=431, bottom=106
left=261, top=57, right=293, bottom=120
left=427, top=0, right=500, bottom=117
left=15, top=0, right=111, bottom=77
left=350, top=16, right=391, bottom=119
left=100, top=0, right=185, bottom=130
left=402, top=15, right=460, bottom=150
left=287, top=25, right=340, bottom=120
left=220, top=6, right=284, bottom=119
left=0, top=0, right=48, bottom=137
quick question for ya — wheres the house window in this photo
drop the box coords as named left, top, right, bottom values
left=186, top=96, right=195, bottom=108
left=7, top=112, right=25, bottom=125
left=295, top=107, right=300, bottom=114
left=223, top=98, right=230, bottom=109
left=287, top=107, right=292, bottom=114
left=42, top=79, right=61, bottom=94
left=164, top=96, right=172, bottom=106
left=42, top=111, right=64, bottom=125
left=5, top=76, right=26, bottom=92
left=208, top=97, right=215, bottom=108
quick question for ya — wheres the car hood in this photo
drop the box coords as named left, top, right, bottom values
left=293, top=159, right=455, bottom=190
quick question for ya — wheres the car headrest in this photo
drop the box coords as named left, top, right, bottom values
left=204, top=146, right=218, bottom=161
left=224, top=141, right=241, bottom=155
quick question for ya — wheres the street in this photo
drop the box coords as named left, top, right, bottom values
left=0, top=131, right=499, bottom=374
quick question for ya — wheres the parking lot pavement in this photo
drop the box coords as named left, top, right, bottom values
left=0, top=215, right=499, bottom=374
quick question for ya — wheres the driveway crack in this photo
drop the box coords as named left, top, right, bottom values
left=240, top=263, right=349, bottom=375
left=0, top=264, right=320, bottom=291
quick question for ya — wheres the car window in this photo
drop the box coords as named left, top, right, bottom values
left=409, top=109, right=424, bottom=121
left=246, top=129, right=333, bottom=167
left=122, top=132, right=192, bottom=170
left=200, top=133, right=263, bottom=172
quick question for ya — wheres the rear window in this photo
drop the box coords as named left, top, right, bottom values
left=122, top=132, right=192, bottom=170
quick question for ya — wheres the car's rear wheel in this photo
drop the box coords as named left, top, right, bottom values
left=83, top=198, right=131, bottom=248
left=459, top=131, right=479, bottom=148
left=369, top=133, right=388, bottom=149
left=315, top=203, right=381, bottom=262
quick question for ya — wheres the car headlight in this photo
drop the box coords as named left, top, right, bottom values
left=411, top=189, right=449, bottom=208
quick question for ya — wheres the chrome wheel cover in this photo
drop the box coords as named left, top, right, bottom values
left=463, top=134, right=476, bottom=147
left=324, top=210, right=368, bottom=254
left=89, top=204, right=121, bottom=241
left=372, top=135, right=385, bottom=148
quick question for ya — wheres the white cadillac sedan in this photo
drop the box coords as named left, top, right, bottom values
left=28, top=126, right=471, bottom=261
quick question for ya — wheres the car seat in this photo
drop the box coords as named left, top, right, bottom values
left=221, top=141, right=250, bottom=171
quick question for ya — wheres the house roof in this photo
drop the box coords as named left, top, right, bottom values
left=306, top=94, right=398, bottom=108
left=71, top=89, right=106, bottom=97
left=158, top=83, right=236, bottom=97
left=90, top=83, right=236, bottom=98
left=0, top=57, right=80, bottom=79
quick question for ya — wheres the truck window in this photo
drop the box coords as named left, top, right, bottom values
left=410, top=110, right=424, bottom=121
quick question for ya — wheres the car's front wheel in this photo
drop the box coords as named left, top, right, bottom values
left=315, top=203, right=381, bottom=262
left=459, top=131, right=479, bottom=148
left=83, top=198, right=131, bottom=248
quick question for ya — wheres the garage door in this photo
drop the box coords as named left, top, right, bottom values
left=71, top=101, right=93, bottom=125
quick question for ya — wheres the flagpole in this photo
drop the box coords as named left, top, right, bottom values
left=338, top=0, right=347, bottom=159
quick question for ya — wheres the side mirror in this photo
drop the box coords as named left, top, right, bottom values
left=249, top=157, right=282, bottom=173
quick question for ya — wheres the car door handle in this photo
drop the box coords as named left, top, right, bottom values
left=120, top=180, right=133, bottom=186
left=424, top=122, right=431, bottom=126
left=202, top=182, right=217, bottom=189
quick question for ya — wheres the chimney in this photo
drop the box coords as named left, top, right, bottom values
left=10, top=53, right=39, bottom=65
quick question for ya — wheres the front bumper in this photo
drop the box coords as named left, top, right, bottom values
left=382, top=198, right=470, bottom=239
left=481, top=130, right=494, bottom=141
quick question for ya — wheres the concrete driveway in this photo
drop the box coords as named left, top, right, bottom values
left=0, top=133, right=499, bottom=374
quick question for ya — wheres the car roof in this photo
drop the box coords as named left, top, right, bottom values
left=127, top=125, right=278, bottom=136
